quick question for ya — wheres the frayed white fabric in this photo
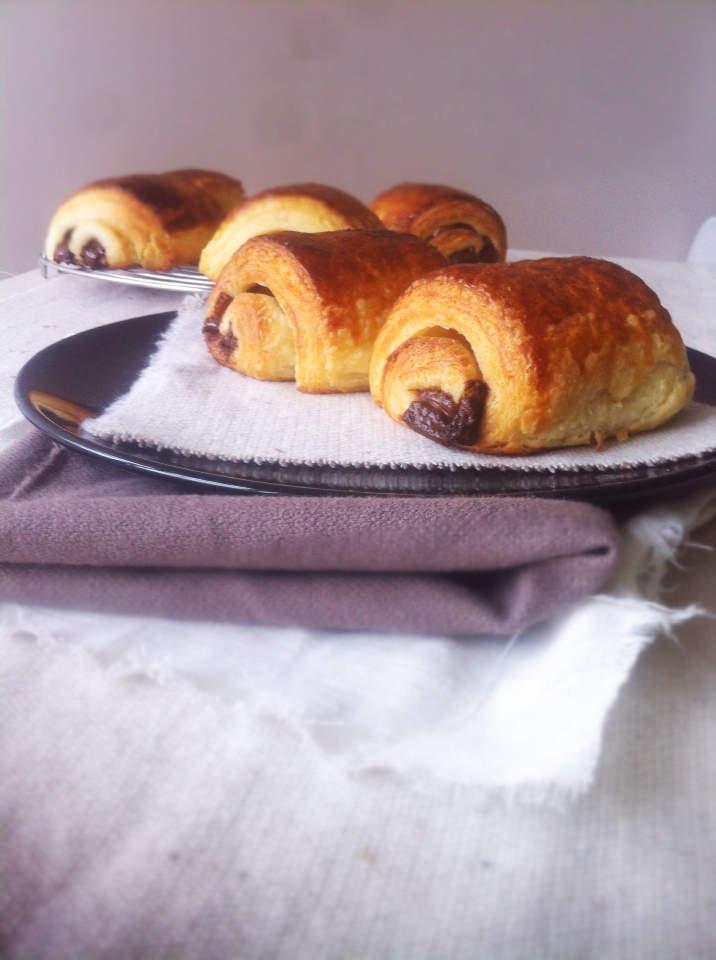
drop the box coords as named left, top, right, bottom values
left=1, top=485, right=713, bottom=802
left=85, top=293, right=716, bottom=471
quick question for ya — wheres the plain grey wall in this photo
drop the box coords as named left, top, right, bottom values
left=2, top=0, right=715, bottom=274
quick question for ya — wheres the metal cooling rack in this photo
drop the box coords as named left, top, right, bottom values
left=39, top=255, right=213, bottom=293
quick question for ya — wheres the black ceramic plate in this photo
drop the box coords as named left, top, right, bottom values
left=14, top=311, right=716, bottom=500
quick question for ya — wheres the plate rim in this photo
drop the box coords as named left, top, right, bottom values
left=15, top=311, right=716, bottom=501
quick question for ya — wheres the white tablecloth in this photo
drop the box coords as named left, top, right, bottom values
left=1, top=265, right=716, bottom=959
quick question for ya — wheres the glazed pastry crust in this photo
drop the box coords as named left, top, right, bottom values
left=199, top=183, right=383, bottom=280
left=370, top=182, right=507, bottom=264
left=204, top=228, right=446, bottom=393
left=44, top=169, right=244, bottom=270
left=370, top=257, right=694, bottom=454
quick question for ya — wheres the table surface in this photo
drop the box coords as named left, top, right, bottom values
left=2, top=266, right=716, bottom=960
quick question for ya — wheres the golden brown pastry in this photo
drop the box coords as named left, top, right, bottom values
left=199, top=183, right=382, bottom=280
left=370, top=257, right=694, bottom=454
left=45, top=169, right=244, bottom=270
left=204, top=229, right=446, bottom=393
left=370, top=182, right=507, bottom=265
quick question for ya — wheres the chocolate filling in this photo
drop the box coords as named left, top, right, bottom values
left=448, top=237, right=500, bottom=265
left=206, top=291, right=234, bottom=324
left=425, top=223, right=500, bottom=265
left=203, top=291, right=237, bottom=359
left=53, top=230, right=76, bottom=265
left=247, top=284, right=272, bottom=296
left=203, top=319, right=238, bottom=358
left=219, top=329, right=238, bottom=356
left=403, top=380, right=486, bottom=447
left=426, top=222, right=475, bottom=241
left=80, top=238, right=108, bottom=269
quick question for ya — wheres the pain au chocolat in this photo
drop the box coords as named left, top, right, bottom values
left=370, top=182, right=507, bottom=265
left=370, top=257, right=694, bottom=454
left=203, top=228, right=445, bottom=393
left=45, top=169, right=244, bottom=271
left=199, top=183, right=382, bottom=280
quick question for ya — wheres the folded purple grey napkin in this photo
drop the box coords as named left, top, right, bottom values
left=0, top=433, right=620, bottom=635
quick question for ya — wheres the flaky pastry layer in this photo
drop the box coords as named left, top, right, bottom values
left=370, top=257, right=694, bottom=454
left=199, top=183, right=382, bottom=280
left=370, top=182, right=507, bottom=265
left=204, top=229, right=445, bottom=393
left=45, top=169, right=244, bottom=270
